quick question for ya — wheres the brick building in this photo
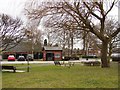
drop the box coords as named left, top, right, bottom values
left=2, top=41, right=42, bottom=59
left=42, top=46, right=62, bottom=61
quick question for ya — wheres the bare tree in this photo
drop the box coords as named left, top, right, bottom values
left=42, top=13, right=83, bottom=56
left=25, top=24, right=42, bottom=53
left=24, top=0, right=120, bottom=68
left=0, top=14, right=25, bottom=52
left=49, top=0, right=120, bottom=67
left=104, top=18, right=120, bottom=62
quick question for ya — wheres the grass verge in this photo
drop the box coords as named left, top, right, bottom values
left=2, top=62, right=118, bottom=88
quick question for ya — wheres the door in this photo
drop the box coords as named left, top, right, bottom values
left=46, top=53, right=54, bottom=61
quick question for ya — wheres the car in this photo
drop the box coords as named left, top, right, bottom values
left=26, top=56, right=33, bottom=61
left=112, top=53, right=120, bottom=62
left=8, top=55, right=15, bottom=61
left=17, top=56, right=25, bottom=61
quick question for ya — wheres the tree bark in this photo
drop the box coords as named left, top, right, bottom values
left=108, top=42, right=113, bottom=67
left=101, top=41, right=109, bottom=68
left=68, top=35, right=70, bottom=57
left=83, top=37, right=86, bottom=55
left=70, top=32, right=74, bottom=56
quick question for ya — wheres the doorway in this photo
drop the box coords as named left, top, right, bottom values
left=46, top=53, right=54, bottom=61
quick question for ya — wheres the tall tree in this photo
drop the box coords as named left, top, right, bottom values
left=0, top=14, right=25, bottom=52
left=49, top=0, right=120, bottom=67
left=42, top=13, right=82, bottom=56
left=24, top=0, right=120, bottom=68
left=25, top=24, right=42, bottom=52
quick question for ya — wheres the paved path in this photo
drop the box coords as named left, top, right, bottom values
left=1, top=61, right=54, bottom=65
left=0, top=58, right=103, bottom=65
left=1, top=60, right=83, bottom=65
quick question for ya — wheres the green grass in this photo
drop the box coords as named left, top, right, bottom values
left=2, top=62, right=118, bottom=88
left=0, top=72, right=2, bottom=89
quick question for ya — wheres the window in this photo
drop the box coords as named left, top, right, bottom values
left=55, top=54, right=60, bottom=58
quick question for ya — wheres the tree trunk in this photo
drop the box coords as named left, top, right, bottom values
left=68, top=36, right=70, bottom=57
left=83, top=38, right=86, bottom=55
left=101, top=41, right=109, bottom=68
left=108, top=42, right=113, bottom=67
left=71, top=32, right=73, bottom=56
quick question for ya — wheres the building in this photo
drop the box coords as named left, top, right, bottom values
left=42, top=46, right=62, bottom=61
left=2, top=41, right=42, bottom=59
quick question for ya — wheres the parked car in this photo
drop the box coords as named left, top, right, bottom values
left=112, top=53, right=120, bottom=62
left=26, top=56, right=33, bottom=61
left=17, top=56, right=25, bottom=61
left=8, top=55, right=15, bottom=61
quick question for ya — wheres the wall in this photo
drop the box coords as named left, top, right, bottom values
left=43, top=50, right=62, bottom=61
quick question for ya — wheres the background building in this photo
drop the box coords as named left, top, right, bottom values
left=42, top=46, right=62, bottom=61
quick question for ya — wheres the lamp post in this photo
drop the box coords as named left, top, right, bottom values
left=27, top=57, right=29, bottom=72
left=26, top=28, right=35, bottom=72
left=26, top=30, right=33, bottom=72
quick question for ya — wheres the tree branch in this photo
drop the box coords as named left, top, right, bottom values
left=111, top=27, right=120, bottom=37
left=83, top=2, right=101, bottom=20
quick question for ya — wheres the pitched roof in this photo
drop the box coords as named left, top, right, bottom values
left=6, top=42, right=31, bottom=52
left=6, top=41, right=42, bottom=52
left=43, top=46, right=62, bottom=51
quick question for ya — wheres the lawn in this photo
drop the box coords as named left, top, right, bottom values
left=2, top=62, right=118, bottom=88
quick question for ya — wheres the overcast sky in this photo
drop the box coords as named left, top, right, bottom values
left=0, top=0, right=27, bottom=23
left=0, top=0, right=26, bottom=16
left=0, top=0, right=119, bottom=48
left=0, top=0, right=118, bottom=18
